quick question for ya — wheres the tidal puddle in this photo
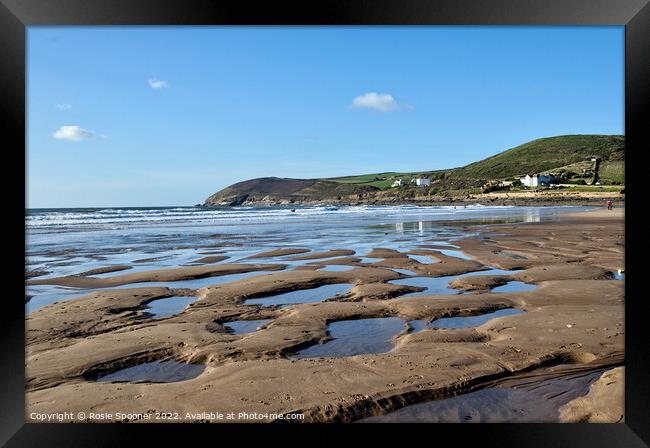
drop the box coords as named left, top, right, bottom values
left=225, top=319, right=273, bottom=334
left=317, top=265, right=356, bottom=272
left=145, top=296, right=198, bottom=318
left=245, top=283, right=352, bottom=306
left=459, top=268, right=520, bottom=278
left=389, top=277, right=460, bottom=297
left=491, top=281, right=537, bottom=293
left=96, top=360, right=205, bottom=383
left=390, top=269, right=536, bottom=297
left=407, top=254, right=438, bottom=264
left=357, top=257, right=384, bottom=264
left=454, top=269, right=536, bottom=293
left=293, top=317, right=405, bottom=358
left=357, top=370, right=603, bottom=423
left=425, top=241, right=460, bottom=248
left=435, top=249, right=473, bottom=260
left=26, top=285, right=89, bottom=313
left=26, top=270, right=278, bottom=314
left=409, top=308, right=524, bottom=331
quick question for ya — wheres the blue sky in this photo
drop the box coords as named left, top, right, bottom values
left=27, top=26, right=624, bottom=208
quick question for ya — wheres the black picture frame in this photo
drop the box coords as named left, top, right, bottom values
left=3, top=0, right=648, bottom=445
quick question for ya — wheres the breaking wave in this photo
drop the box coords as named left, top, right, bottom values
left=26, top=204, right=514, bottom=229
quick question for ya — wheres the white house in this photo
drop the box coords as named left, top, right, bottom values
left=519, top=174, right=554, bottom=187
left=391, top=179, right=403, bottom=187
left=415, top=178, right=431, bottom=187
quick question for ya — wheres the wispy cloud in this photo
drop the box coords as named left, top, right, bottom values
left=350, top=92, right=410, bottom=112
left=55, top=103, right=72, bottom=111
left=52, top=125, right=94, bottom=141
left=148, top=78, right=169, bottom=89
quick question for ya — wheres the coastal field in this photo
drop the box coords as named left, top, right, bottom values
left=25, top=205, right=624, bottom=423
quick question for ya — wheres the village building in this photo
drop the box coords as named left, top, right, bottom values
left=391, top=179, right=403, bottom=187
left=518, top=174, right=556, bottom=187
left=414, top=178, right=431, bottom=187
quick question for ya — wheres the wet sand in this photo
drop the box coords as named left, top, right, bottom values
left=25, top=208, right=624, bottom=422
left=560, top=366, right=624, bottom=422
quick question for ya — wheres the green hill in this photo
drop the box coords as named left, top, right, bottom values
left=204, top=134, right=624, bottom=205
left=452, top=134, right=624, bottom=180
left=204, top=177, right=379, bottom=206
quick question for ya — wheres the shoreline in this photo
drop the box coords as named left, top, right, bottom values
left=561, top=207, right=624, bottom=219
left=25, top=204, right=624, bottom=423
left=203, top=189, right=624, bottom=208
left=202, top=197, right=625, bottom=208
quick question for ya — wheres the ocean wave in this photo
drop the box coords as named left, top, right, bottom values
left=26, top=204, right=516, bottom=228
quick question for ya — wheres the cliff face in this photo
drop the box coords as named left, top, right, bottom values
left=203, top=177, right=379, bottom=206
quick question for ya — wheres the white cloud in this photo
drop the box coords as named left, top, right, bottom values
left=350, top=92, right=409, bottom=112
left=55, top=103, right=72, bottom=111
left=52, top=125, right=94, bottom=141
left=148, top=78, right=169, bottom=89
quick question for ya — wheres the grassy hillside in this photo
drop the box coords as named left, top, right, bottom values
left=204, top=134, right=624, bottom=205
left=326, top=135, right=624, bottom=187
left=325, top=172, right=407, bottom=190
left=204, top=177, right=378, bottom=205
left=598, top=160, right=625, bottom=184
left=451, top=135, right=624, bottom=180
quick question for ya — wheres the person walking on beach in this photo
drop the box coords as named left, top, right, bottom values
left=607, top=200, right=613, bottom=210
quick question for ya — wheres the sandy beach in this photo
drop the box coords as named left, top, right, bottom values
left=25, top=207, right=624, bottom=423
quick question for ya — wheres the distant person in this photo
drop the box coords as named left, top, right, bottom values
left=607, top=200, right=613, bottom=210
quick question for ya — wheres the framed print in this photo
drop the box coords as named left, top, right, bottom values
left=2, top=0, right=648, bottom=445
